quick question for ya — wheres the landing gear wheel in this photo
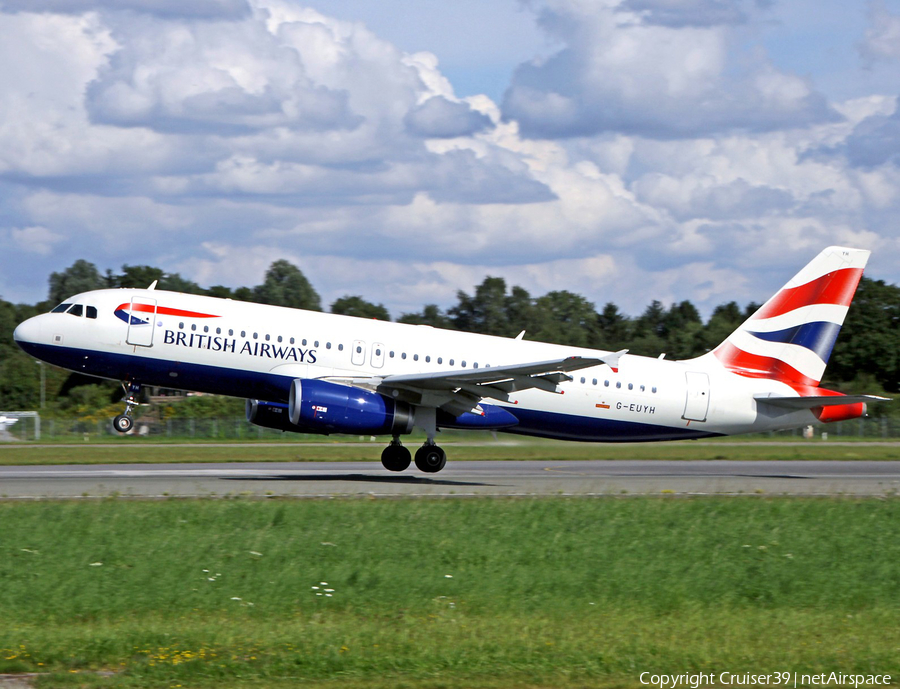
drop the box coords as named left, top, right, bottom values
left=113, top=414, right=134, bottom=434
left=415, top=445, right=446, bottom=473
left=381, top=443, right=412, bottom=472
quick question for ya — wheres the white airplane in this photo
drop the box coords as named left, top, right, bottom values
left=0, top=415, right=19, bottom=429
left=13, top=246, right=888, bottom=472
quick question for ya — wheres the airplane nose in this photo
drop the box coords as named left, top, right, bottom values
left=13, top=317, right=41, bottom=344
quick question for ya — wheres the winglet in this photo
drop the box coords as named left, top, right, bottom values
left=600, top=349, right=628, bottom=373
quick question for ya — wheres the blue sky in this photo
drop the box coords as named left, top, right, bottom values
left=1, top=0, right=899, bottom=319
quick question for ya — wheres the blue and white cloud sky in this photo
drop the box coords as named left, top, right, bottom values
left=2, top=0, right=900, bottom=317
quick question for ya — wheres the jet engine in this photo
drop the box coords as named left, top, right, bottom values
left=246, top=379, right=414, bottom=436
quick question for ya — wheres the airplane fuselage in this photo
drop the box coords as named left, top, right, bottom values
left=13, top=287, right=834, bottom=443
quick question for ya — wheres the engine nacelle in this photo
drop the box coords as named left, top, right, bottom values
left=287, top=379, right=414, bottom=436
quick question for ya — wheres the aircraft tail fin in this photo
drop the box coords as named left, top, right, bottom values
left=709, top=246, right=869, bottom=387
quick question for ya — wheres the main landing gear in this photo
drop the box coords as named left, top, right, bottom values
left=380, top=436, right=447, bottom=474
left=112, top=383, right=141, bottom=434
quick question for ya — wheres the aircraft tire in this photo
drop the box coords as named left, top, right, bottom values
left=381, top=444, right=411, bottom=472
left=415, top=445, right=447, bottom=473
left=113, top=414, right=133, bottom=434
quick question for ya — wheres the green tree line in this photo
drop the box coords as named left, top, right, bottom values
left=1, top=259, right=897, bottom=415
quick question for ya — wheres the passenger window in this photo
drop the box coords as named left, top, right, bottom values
left=425, top=356, right=430, bottom=363
left=289, top=337, right=294, bottom=344
left=652, top=387, right=658, bottom=393
left=413, top=354, right=419, bottom=361
left=461, top=361, right=467, bottom=367
left=302, top=339, right=307, bottom=346
left=67, top=304, right=83, bottom=317
left=253, top=332, right=258, bottom=339
left=592, top=379, right=597, bottom=385
left=474, top=363, right=479, bottom=369
left=86, top=306, right=98, bottom=319
left=401, top=353, right=407, bottom=360
left=338, top=344, right=344, bottom=351
left=51, top=303, right=72, bottom=313
left=277, top=335, right=282, bottom=343
left=241, top=331, right=246, bottom=338
left=604, top=380, right=609, bottom=387
left=216, top=327, right=222, bottom=335
left=449, top=359, right=455, bottom=366
left=356, top=345, right=362, bottom=353
left=229, top=329, right=234, bottom=336
left=640, top=385, right=645, bottom=392
left=616, top=382, right=622, bottom=389
left=580, top=377, right=586, bottom=384
left=390, top=351, right=395, bottom=358
left=191, top=324, right=197, bottom=331
left=326, top=343, right=332, bottom=349
left=265, top=334, right=270, bottom=341
left=204, top=326, right=209, bottom=333
left=628, top=383, right=633, bottom=390
left=438, top=357, right=443, bottom=364
left=314, top=341, right=319, bottom=347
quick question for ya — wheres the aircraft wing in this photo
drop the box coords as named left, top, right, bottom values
left=754, top=393, right=891, bottom=409
left=327, top=352, right=624, bottom=416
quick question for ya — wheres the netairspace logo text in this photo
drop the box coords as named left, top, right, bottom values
left=639, top=672, right=892, bottom=689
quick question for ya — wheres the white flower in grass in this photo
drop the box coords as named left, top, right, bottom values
left=89, top=562, right=103, bottom=567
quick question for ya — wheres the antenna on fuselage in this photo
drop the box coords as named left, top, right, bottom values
left=147, top=280, right=158, bottom=290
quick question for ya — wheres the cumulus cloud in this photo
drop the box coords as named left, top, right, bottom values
left=503, top=0, right=838, bottom=139
left=836, top=102, right=900, bottom=168
left=404, top=96, right=494, bottom=138
left=0, top=0, right=898, bottom=319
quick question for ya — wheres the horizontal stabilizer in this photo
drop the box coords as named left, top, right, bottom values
left=754, top=393, right=891, bottom=409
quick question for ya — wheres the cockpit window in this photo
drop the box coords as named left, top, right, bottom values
left=86, top=306, right=97, bottom=319
left=51, top=303, right=72, bottom=313
left=67, top=304, right=83, bottom=317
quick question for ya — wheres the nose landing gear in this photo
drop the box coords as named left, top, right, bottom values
left=112, top=383, right=141, bottom=434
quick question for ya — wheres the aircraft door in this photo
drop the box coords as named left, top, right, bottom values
left=371, top=342, right=385, bottom=368
left=682, top=371, right=710, bottom=422
left=126, top=297, right=157, bottom=347
left=351, top=340, right=366, bottom=366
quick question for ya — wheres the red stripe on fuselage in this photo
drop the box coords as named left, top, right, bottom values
left=752, top=268, right=863, bottom=320
left=116, top=303, right=220, bottom=319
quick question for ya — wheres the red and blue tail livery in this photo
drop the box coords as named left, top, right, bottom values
left=712, top=247, right=868, bottom=387
left=13, top=246, right=889, bottom=473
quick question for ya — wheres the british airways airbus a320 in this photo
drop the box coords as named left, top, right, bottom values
left=13, top=246, right=888, bottom=472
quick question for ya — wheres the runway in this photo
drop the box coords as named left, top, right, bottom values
left=1, top=460, right=898, bottom=498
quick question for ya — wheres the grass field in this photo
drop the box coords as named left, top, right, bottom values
left=1, top=498, right=898, bottom=688
left=1, top=436, right=899, bottom=465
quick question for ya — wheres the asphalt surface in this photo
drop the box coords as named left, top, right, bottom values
left=1, top=459, right=899, bottom=498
